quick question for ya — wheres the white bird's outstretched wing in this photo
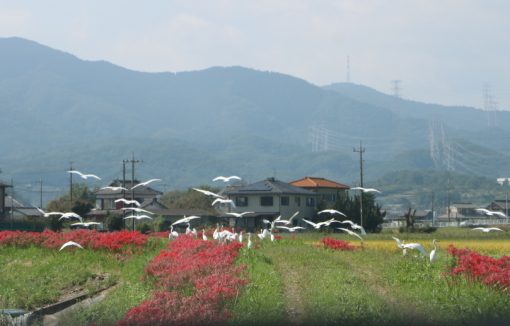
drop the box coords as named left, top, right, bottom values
left=351, top=187, right=381, bottom=193
left=318, top=209, right=346, bottom=217
left=402, top=243, right=427, bottom=256
left=337, top=228, right=363, bottom=241
left=192, top=188, right=224, bottom=199
left=302, top=219, right=318, bottom=229
left=391, top=236, right=404, bottom=248
left=213, top=175, right=241, bottom=182
left=115, top=198, right=141, bottom=207
left=83, top=174, right=101, bottom=180
left=102, top=186, right=128, bottom=191
left=59, top=241, right=83, bottom=251
left=488, top=227, right=504, bottom=232
left=131, top=179, right=161, bottom=190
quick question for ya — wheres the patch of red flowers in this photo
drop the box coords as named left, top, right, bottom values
left=0, top=229, right=148, bottom=252
left=448, top=245, right=510, bottom=290
left=118, top=235, right=247, bottom=326
left=321, top=237, right=357, bottom=251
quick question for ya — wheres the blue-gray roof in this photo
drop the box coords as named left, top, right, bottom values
left=225, top=178, right=316, bottom=196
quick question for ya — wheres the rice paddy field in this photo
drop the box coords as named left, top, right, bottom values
left=1, top=227, right=510, bottom=325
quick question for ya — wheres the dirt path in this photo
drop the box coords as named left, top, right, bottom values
left=275, top=260, right=306, bottom=325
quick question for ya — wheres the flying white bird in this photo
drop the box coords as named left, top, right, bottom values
left=350, top=223, right=367, bottom=236
left=121, top=207, right=154, bottom=215
left=101, top=186, right=128, bottom=191
left=350, top=187, right=381, bottom=194
left=171, top=215, right=201, bottom=226
left=318, top=209, right=347, bottom=217
left=225, top=211, right=254, bottom=218
left=58, top=212, right=83, bottom=222
left=211, top=198, right=236, bottom=208
left=276, top=226, right=305, bottom=232
left=67, top=170, right=101, bottom=180
left=71, top=222, right=101, bottom=227
left=123, top=215, right=153, bottom=220
left=401, top=242, right=427, bottom=256
left=35, top=207, right=64, bottom=217
left=429, top=239, right=438, bottom=264
left=130, top=179, right=161, bottom=190
left=59, top=241, right=84, bottom=251
left=257, top=228, right=270, bottom=240
left=212, top=175, right=242, bottom=182
left=274, top=211, right=300, bottom=225
left=392, top=237, right=427, bottom=256
left=302, top=218, right=336, bottom=229
left=472, top=227, right=504, bottom=233
left=336, top=227, right=364, bottom=241
left=192, top=188, right=224, bottom=199
left=114, top=198, right=141, bottom=207
left=475, top=208, right=506, bottom=218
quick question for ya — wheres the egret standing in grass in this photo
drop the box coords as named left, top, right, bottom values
left=429, top=239, right=438, bottom=264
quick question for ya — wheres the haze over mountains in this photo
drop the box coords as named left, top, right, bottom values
left=1, top=37, right=509, bottom=205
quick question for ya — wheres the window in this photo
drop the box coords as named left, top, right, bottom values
left=260, top=196, right=274, bottom=206
left=235, top=196, right=248, bottom=207
left=322, top=193, right=336, bottom=202
left=281, top=196, right=289, bottom=206
left=306, top=197, right=316, bottom=207
left=294, top=196, right=301, bottom=206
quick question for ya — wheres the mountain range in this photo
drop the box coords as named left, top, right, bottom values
left=1, top=37, right=509, bottom=206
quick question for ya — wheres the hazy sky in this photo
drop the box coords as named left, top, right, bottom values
left=1, top=0, right=508, bottom=109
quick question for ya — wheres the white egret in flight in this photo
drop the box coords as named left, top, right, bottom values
left=472, top=227, right=504, bottom=233
left=67, top=170, right=101, bottom=180
left=130, top=179, right=161, bottom=190
left=59, top=241, right=84, bottom=251
left=351, top=187, right=381, bottom=194
left=212, top=176, right=242, bottom=182
left=336, top=227, right=363, bottom=241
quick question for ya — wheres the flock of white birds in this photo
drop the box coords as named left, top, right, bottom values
left=39, top=170, right=506, bottom=254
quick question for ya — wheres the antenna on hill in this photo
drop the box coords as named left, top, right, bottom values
left=391, top=80, right=402, bottom=98
left=346, top=55, right=351, bottom=83
left=483, top=83, right=498, bottom=127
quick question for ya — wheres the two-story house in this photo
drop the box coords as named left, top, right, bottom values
left=290, top=176, right=350, bottom=208
left=223, top=177, right=318, bottom=231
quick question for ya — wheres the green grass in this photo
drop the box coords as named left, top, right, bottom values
left=230, top=248, right=286, bottom=325
left=2, top=231, right=510, bottom=325
left=0, top=238, right=166, bottom=325
left=230, top=232, right=510, bottom=325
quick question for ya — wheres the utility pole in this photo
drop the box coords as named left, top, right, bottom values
left=353, top=141, right=365, bottom=227
left=39, top=178, right=43, bottom=209
left=127, top=153, right=142, bottom=231
left=69, top=162, right=74, bottom=205
left=447, top=174, right=451, bottom=223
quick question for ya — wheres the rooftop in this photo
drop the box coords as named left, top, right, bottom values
left=224, top=177, right=316, bottom=196
left=290, top=176, right=350, bottom=190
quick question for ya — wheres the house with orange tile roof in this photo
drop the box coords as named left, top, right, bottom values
left=290, top=176, right=350, bottom=208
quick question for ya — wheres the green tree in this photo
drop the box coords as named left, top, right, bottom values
left=46, top=184, right=95, bottom=217
left=160, top=186, right=220, bottom=213
left=333, top=192, right=385, bottom=233
left=105, top=212, right=124, bottom=231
